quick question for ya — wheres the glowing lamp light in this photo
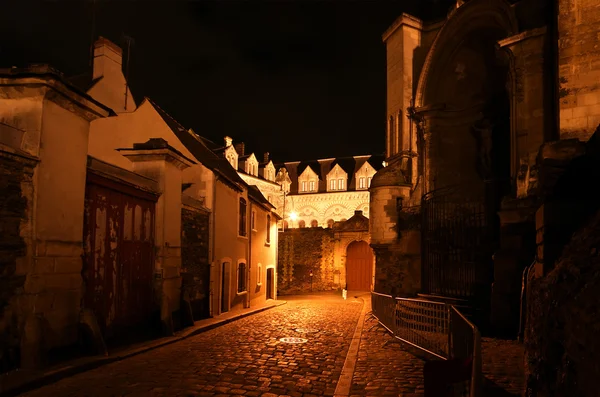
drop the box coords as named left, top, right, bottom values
left=289, top=211, right=298, bottom=221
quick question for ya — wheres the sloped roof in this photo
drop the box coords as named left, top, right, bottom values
left=334, top=210, right=369, bottom=232
left=67, top=71, right=103, bottom=92
left=247, top=185, right=273, bottom=209
left=146, top=98, right=246, bottom=191
left=275, top=154, right=385, bottom=194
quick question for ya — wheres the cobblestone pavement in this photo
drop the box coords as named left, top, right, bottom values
left=350, top=315, right=425, bottom=397
left=21, top=295, right=363, bottom=397
left=481, top=338, right=525, bottom=396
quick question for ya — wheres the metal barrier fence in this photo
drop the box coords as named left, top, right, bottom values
left=371, top=292, right=482, bottom=397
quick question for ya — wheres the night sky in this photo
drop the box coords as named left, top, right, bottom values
left=1, top=0, right=428, bottom=162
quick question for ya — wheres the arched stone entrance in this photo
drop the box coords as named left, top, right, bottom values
left=412, top=0, right=519, bottom=326
left=345, top=240, right=374, bottom=291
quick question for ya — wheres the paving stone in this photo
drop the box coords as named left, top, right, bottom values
left=350, top=315, right=425, bottom=396
left=20, top=295, right=362, bottom=397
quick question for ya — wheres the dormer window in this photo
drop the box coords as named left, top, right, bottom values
left=298, top=166, right=318, bottom=194
left=326, top=164, right=347, bottom=192
left=355, top=160, right=376, bottom=190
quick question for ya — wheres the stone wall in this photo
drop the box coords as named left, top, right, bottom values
left=0, top=149, right=36, bottom=373
left=372, top=207, right=421, bottom=296
left=525, top=209, right=600, bottom=397
left=558, top=0, right=600, bottom=141
left=277, top=228, right=336, bottom=294
left=181, top=207, right=210, bottom=320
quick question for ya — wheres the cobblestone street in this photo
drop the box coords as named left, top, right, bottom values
left=21, top=295, right=363, bottom=397
left=350, top=316, right=425, bottom=397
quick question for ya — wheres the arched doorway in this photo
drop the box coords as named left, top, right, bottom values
left=414, top=0, right=518, bottom=324
left=346, top=241, right=373, bottom=291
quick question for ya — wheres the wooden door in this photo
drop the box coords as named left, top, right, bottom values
left=83, top=174, right=156, bottom=339
left=345, top=240, right=373, bottom=291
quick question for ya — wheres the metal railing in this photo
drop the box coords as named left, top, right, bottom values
left=371, top=292, right=482, bottom=397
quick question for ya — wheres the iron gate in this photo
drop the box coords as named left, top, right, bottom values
left=421, top=185, right=495, bottom=300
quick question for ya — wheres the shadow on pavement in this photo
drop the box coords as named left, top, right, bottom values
left=484, top=378, right=521, bottom=397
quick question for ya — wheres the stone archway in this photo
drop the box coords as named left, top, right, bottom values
left=345, top=240, right=374, bottom=291
left=412, top=0, right=519, bottom=327
left=414, top=0, right=519, bottom=240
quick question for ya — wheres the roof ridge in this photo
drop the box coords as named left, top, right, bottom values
left=146, top=97, right=187, bottom=131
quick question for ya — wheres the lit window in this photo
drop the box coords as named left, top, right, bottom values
left=368, top=177, right=372, bottom=187
left=330, top=179, right=336, bottom=190
left=239, top=198, right=247, bottom=236
left=309, top=181, right=315, bottom=191
left=302, top=181, right=307, bottom=192
left=338, top=178, right=344, bottom=190
left=237, top=262, right=247, bottom=293
left=359, top=177, right=366, bottom=189
left=266, top=214, right=271, bottom=243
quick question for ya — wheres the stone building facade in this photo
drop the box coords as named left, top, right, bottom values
left=0, top=38, right=280, bottom=373
left=371, top=0, right=600, bottom=394
left=203, top=137, right=381, bottom=294
left=276, top=155, right=383, bottom=228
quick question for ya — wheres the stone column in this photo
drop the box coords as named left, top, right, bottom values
left=120, top=138, right=195, bottom=333
left=499, top=27, right=550, bottom=180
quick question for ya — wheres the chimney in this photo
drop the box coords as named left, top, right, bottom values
left=92, top=37, right=123, bottom=81
left=224, top=136, right=233, bottom=147
left=355, top=210, right=363, bottom=216
left=263, top=152, right=270, bottom=163
left=234, top=142, right=245, bottom=156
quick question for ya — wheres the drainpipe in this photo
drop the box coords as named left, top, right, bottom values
left=209, top=175, right=218, bottom=317
left=247, top=202, right=252, bottom=309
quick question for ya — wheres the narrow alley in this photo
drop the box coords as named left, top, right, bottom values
left=19, top=295, right=377, bottom=397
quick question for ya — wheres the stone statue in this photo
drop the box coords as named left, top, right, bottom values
left=472, top=116, right=494, bottom=180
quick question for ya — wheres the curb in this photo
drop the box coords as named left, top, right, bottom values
left=1, top=300, right=287, bottom=397
left=333, top=296, right=369, bottom=397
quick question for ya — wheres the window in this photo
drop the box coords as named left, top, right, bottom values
left=309, top=181, right=315, bottom=191
left=266, top=214, right=271, bottom=243
left=302, top=181, right=307, bottom=192
left=368, top=177, right=372, bottom=187
left=251, top=210, right=256, bottom=231
left=239, top=198, right=247, bottom=236
left=330, top=179, right=336, bottom=190
left=338, top=178, right=344, bottom=190
left=359, top=177, right=366, bottom=189
left=237, top=262, right=247, bottom=293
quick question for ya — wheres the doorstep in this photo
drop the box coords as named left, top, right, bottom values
left=0, top=299, right=287, bottom=397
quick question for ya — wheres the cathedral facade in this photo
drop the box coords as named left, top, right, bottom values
left=371, top=0, right=600, bottom=392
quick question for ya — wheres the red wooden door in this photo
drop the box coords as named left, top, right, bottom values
left=346, top=241, right=373, bottom=291
left=83, top=174, right=157, bottom=338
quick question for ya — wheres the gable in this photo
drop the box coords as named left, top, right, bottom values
left=356, top=160, right=377, bottom=176
left=298, top=165, right=318, bottom=180
left=327, top=163, right=348, bottom=179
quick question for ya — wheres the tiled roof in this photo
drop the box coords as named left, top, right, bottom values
left=146, top=98, right=246, bottom=191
